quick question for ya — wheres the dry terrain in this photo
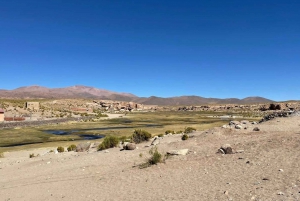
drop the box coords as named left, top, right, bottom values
left=1, top=115, right=300, bottom=201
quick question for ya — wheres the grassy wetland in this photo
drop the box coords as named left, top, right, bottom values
left=0, top=111, right=260, bottom=152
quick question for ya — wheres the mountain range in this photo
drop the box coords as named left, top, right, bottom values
left=0, top=85, right=273, bottom=105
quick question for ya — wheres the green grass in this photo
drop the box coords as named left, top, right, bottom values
left=0, top=111, right=260, bottom=152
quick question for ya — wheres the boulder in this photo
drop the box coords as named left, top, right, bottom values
left=124, top=143, right=136, bottom=150
left=76, top=142, right=91, bottom=152
left=167, top=149, right=189, bottom=156
left=219, top=144, right=233, bottom=154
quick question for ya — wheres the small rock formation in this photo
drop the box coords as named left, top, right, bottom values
left=76, top=142, right=91, bottom=152
left=167, top=149, right=189, bottom=155
left=124, top=143, right=136, bottom=150
left=253, top=127, right=260, bottom=131
left=218, top=144, right=233, bottom=154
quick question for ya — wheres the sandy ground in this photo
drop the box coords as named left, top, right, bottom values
left=1, top=116, right=300, bottom=201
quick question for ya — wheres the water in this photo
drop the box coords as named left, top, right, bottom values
left=43, top=130, right=104, bottom=140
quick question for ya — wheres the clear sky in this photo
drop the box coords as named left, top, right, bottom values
left=0, top=0, right=299, bottom=101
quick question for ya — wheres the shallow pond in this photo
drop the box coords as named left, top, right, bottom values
left=43, top=130, right=104, bottom=140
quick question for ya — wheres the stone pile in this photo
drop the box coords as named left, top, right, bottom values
left=259, top=111, right=294, bottom=123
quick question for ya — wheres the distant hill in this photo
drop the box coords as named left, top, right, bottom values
left=0, top=85, right=273, bottom=105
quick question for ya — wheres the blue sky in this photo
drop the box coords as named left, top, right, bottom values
left=0, top=0, right=299, bottom=101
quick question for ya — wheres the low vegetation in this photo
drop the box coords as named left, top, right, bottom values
left=67, top=144, right=77, bottom=152
left=29, top=153, right=39, bottom=158
left=139, top=147, right=165, bottom=169
left=98, top=136, right=120, bottom=151
left=165, top=130, right=175, bottom=135
left=181, top=134, right=189, bottom=140
left=0, top=152, right=4, bottom=158
left=0, top=111, right=255, bottom=152
left=131, top=129, right=152, bottom=144
left=57, top=146, right=65, bottom=153
left=184, top=127, right=196, bottom=134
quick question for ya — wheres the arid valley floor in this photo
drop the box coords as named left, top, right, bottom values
left=1, top=113, right=300, bottom=201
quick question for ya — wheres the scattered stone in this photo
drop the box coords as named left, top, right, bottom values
left=224, top=191, right=229, bottom=195
left=219, top=144, right=233, bottom=154
left=279, top=169, right=284, bottom=172
left=218, top=148, right=225, bottom=154
left=167, top=149, right=189, bottom=156
left=241, top=120, right=250, bottom=124
left=235, top=125, right=243, bottom=129
left=151, top=138, right=159, bottom=146
left=76, top=142, right=91, bottom=152
left=124, top=143, right=136, bottom=150
left=262, top=178, right=269, bottom=181
left=277, top=192, right=284, bottom=195
left=253, top=127, right=260, bottom=131
left=229, top=121, right=240, bottom=126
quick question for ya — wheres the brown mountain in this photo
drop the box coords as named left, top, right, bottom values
left=0, top=85, right=273, bottom=105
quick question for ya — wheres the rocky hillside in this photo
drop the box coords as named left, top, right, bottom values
left=0, top=85, right=273, bottom=105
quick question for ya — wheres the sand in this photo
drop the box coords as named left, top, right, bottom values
left=1, top=116, right=300, bottom=201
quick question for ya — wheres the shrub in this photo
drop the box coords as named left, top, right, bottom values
left=157, top=134, right=164, bottom=137
left=131, top=129, right=152, bottom=144
left=67, top=144, right=77, bottom=152
left=165, top=130, right=175, bottom=135
left=148, top=147, right=163, bottom=165
left=0, top=152, right=4, bottom=158
left=176, top=130, right=183, bottom=134
left=57, top=146, right=65, bottom=153
left=184, top=127, right=196, bottom=134
left=182, top=134, right=189, bottom=140
left=139, top=147, right=165, bottom=169
left=98, top=136, right=120, bottom=151
left=29, top=153, right=35, bottom=158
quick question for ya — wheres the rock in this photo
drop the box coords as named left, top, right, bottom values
left=241, top=120, right=250, bottom=124
left=218, top=148, right=225, bottom=154
left=253, top=127, right=260, bottom=131
left=167, top=149, right=189, bottom=156
left=279, top=169, right=284, bottom=172
left=229, top=121, right=240, bottom=126
left=124, top=143, right=136, bottom=150
left=224, top=191, right=229, bottom=195
left=76, top=142, right=91, bottom=152
left=277, top=192, right=284, bottom=195
left=151, top=138, right=159, bottom=146
left=220, top=144, right=233, bottom=154
left=235, top=125, right=243, bottom=129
